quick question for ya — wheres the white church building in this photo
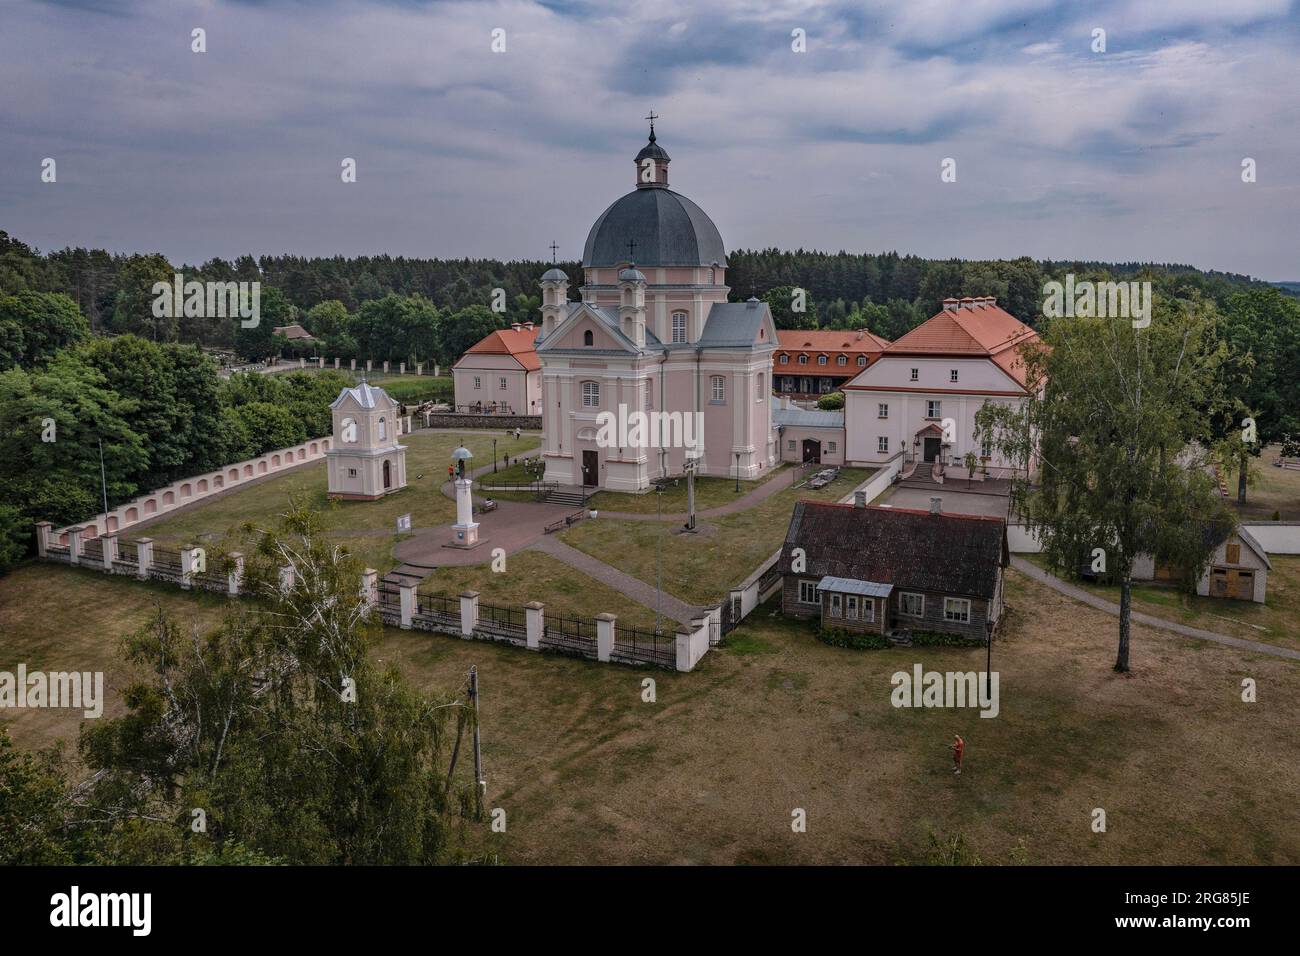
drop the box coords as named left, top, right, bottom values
left=535, top=122, right=779, bottom=491
left=326, top=382, right=408, bottom=499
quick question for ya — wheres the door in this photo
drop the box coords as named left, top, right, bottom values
left=1228, top=569, right=1254, bottom=600
left=802, top=438, right=820, bottom=464
left=382, top=459, right=391, bottom=490
left=923, top=436, right=941, bottom=463
left=581, top=450, right=599, bottom=487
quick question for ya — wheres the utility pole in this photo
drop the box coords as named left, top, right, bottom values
left=469, top=665, right=485, bottom=817
left=97, top=439, right=109, bottom=517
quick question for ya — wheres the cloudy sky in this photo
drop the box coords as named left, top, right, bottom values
left=2, top=0, right=1298, bottom=278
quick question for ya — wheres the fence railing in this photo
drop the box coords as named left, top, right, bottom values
left=539, top=613, right=598, bottom=659
left=544, top=510, right=589, bottom=534
left=611, top=624, right=676, bottom=669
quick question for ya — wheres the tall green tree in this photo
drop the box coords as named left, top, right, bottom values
left=977, top=297, right=1233, bottom=672
left=0, top=291, right=89, bottom=368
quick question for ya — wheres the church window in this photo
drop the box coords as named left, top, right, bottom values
left=348, top=468, right=357, bottom=477
left=878, top=403, right=889, bottom=418
left=757, top=372, right=765, bottom=400
left=473, top=376, right=481, bottom=389
left=878, top=436, right=889, bottom=453
left=379, top=417, right=387, bottom=440
left=709, top=268, right=715, bottom=284
left=582, top=381, right=600, bottom=408
left=583, top=330, right=594, bottom=347
left=910, top=368, right=919, bottom=381
left=671, top=311, right=688, bottom=343
left=500, top=377, right=508, bottom=390
left=711, top=376, right=725, bottom=402
left=950, top=369, right=959, bottom=382
left=927, top=400, right=942, bottom=418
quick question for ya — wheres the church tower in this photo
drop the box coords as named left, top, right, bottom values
left=326, top=382, right=407, bottom=499
left=634, top=112, right=670, bottom=188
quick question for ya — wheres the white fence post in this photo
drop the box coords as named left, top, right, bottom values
left=136, top=538, right=154, bottom=580
left=334, top=357, right=340, bottom=370
left=180, top=545, right=199, bottom=589
left=67, top=526, right=84, bottom=566
left=383, top=360, right=389, bottom=374
left=596, top=613, right=616, bottom=662
left=399, top=581, right=416, bottom=629
left=350, top=359, right=357, bottom=371
left=359, top=568, right=378, bottom=618
left=399, top=362, right=405, bottom=375
left=525, top=601, right=544, bottom=650
left=417, top=363, right=423, bottom=376
left=228, top=552, right=244, bottom=595
left=101, top=533, right=118, bottom=572
left=459, top=591, right=480, bottom=637
left=34, top=521, right=52, bottom=558
left=675, top=625, right=693, bottom=672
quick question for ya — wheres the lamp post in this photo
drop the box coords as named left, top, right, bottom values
left=985, top=618, right=994, bottom=698
left=492, top=437, right=498, bottom=474
left=734, top=452, right=741, bottom=493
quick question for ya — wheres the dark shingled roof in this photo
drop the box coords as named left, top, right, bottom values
left=583, top=187, right=727, bottom=268
left=779, top=502, right=1008, bottom=599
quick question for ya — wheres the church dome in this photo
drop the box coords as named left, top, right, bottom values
left=583, top=188, right=727, bottom=268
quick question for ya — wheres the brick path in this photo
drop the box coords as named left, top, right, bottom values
left=1010, top=557, right=1300, bottom=662
left=529, top=535, right=702, bottom=625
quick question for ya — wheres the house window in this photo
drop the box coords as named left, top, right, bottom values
left=779, top=354, right=788, bottom=364
left=950, top=369, right=959, bottom=383
left=711, top=375, right=726, bottom=402
left=862, top=600, right=875, bottom=624
left=499, top=377, right=508, bottom=390
left=583, top=330, right=594, bottom=347
left=787, top=439, right=796, bottom=451
left=581, top=381, right=599, bottom=408
left=378, top=417, right=387, bottom=440
left=798, top=355, right=808, bottom=365
left=927, top=400, right=941, bottom=419
left=857, top=355, right=868, bottom=366
left=828, top=441, right=837, bottom=453
left=878, top=436, right=889, bottom=453
left=798, top=580, right=821, bottom=605
left=829, top=593, right=842, bottom=617
left=837, top=355, right=847, bottom=366
left=1226, top=543, right=1241, bottom=564
left=671, top=311, right=688, bottom=343
left=944, top=597, right=971, bottom=624
left=845, top=595, right=858, bottom=619
left=878, top=403, right=888, bottom=419
left=980, top=439, right=991, bottom=458
left=900, top=592, right=924, bottom=617
left=473, top=376, right=481, bottom=389
left=910, top=368, right=918, bottom=381
left=817, top=355, right=827, bottom=365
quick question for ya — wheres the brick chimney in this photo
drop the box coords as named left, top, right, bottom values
left=942, top=298, right=959, bottom=312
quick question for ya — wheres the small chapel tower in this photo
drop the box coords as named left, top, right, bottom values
left=634, top=112, right=670, bottom=188
left=326, top=381, right=407, bottom=499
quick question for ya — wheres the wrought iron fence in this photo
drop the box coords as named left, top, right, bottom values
left=610, top=624, right=676, bottom=669
left=539, top=613, right=597, bottom=659
left=150, top=548, right=184, bottom=583
left=543, top=509, right=589, bottom=534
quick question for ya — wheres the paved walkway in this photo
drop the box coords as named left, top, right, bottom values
left=529, top=535, right=702, bottom=625
left=1010, top=557, right=1300, bottom=662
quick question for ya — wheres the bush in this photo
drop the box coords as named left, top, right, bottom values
left=816, top=391, right=845, bottom=411
left=816, top=626, right=890, bottom=650
left=908, top=629, right=985, bottom=648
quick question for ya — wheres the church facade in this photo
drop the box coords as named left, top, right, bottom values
left=536, top=124, right=779, bottom=491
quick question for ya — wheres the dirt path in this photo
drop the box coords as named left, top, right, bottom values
left=1009, top=556, right=1300, bottom=662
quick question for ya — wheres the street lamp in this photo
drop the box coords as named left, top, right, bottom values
left=985, top=618, right=994, bottom=698
left=734, top=452, right=741, bottom=493
left=492, top=437, right=498, bottom=474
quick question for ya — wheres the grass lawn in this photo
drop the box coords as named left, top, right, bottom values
left=1233, top=445, right=1300, bottom=520
left=1022, top=552, right=1300, bottom=652
left=417, top=550, right=661, bottom=631
left=350, top=373, right=452, bottom=406
left=587, top=464, right=793, bottom=515
left=134, top=430, right=540, bottom=548
left=5, top=561, right=1298, bottom=864
left=559, top=467, right=874, bottom=606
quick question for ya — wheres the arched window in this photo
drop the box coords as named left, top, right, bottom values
left=583, top=329, right=594, bottom=346
left=817, top=355, right=828, bottom=365
left=378, top=416, right=387, bottom=440
left=778, top=353, right=788, bottom=364
left=798, top=354, right=808, bottom=365
left=857, top=355, right=868, bottom=366
left=756, top=372, right=765, bottom=401
left=581, top=380, right=600, bottom=408
left=837, top=355, right=847, bottom=366
left=708, top=268, right=715, bottom=284
left=671, top=311, right=688, bottom=344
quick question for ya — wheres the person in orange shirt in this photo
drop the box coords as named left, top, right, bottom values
left=951, top=734, right=964, bottom=775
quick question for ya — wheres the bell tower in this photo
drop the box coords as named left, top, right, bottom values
left=634, top=112, right=670, bottom=188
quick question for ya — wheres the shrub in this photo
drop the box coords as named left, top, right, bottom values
left=908, top=628, right=985, bottom=648
left=815, top=626, right=889, bottom=650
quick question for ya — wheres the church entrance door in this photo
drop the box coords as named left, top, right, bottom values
left=802, top=439, right=820, bottom=464
left=383, top=459, right=392, bottom=489
left=581, top=450, right=599, bottom=487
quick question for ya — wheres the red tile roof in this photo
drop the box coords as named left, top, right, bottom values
left=775, top=328, right=890, bottom=372
left=462, top=326, right=541, bottom=371
left=882, top=299, right=1038, bottom=386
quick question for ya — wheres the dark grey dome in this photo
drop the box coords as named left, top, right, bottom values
left=540, top=267, right=568, bottom=282
left=635, top=138, right=670, bottom=162
left=583, top=188, right=727, bottom=268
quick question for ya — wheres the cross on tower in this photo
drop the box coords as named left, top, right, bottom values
left=626, top=239, right=637, bottom=263
left=645, top=110, right=658, bottom=136
left=549, top=241, right=558, bottom=263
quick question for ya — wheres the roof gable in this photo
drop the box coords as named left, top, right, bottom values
left=330, top=381, right=396, bottom=411
left=698, top=300, right=778, bottom=348
left=537, top=302, right=641, bottom=354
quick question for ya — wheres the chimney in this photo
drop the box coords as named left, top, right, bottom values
left=942, top=297, right=959, bottom=312
left=854, top=490, right=866, bottom=508
left=511, top=323, right=522, bottom=331
left=929, top=496, right=942, bottom=515
left=523, top=321, right=534, bottom=331
left=959, top=297, right=975, bottom=310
